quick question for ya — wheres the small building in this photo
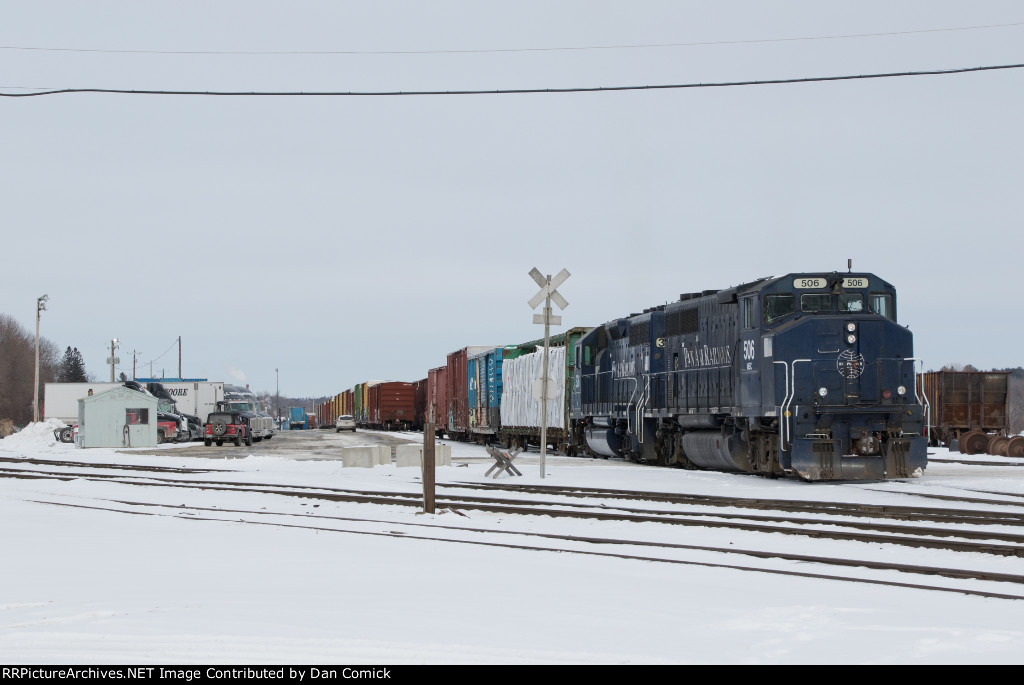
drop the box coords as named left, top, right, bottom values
left=77, top=386, right=159, bottom=448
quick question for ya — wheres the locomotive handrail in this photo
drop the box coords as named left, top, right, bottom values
left=773, top=361, right=789, bottom=448
left=907, top=358, right=930, bottom=442
left=637, top=374, right=651, bottom=444
left=775, top=356, right=927, bottom=452
left=645, top=365, right=731, bottom=416
left=577, top=368, right=637, bottom=415
left=784, top=359, right=812, bottom=448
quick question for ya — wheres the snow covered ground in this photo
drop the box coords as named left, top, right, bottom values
left=2, top=420, right=1024, bottom=665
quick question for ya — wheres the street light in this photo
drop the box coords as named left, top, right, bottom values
left=275, top=368, right=280, bottom=428
left=33, top=294, right=48, bottom=423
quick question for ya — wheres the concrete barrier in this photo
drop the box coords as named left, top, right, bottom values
left=341, top=446, right=377, bottom=468
left=395, top=443, right=451, bottom=467
left=341, top=445, right=392, bottom=467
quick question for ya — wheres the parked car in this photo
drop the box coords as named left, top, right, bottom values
left=204, top=412, right=252, bottom=447
left=335, top=414, right=356, bottom=432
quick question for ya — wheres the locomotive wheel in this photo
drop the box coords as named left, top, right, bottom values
left=959, top=431, right=989, bottom=455
left=1006, top=436, right=1024, bottom=459
left=987, top=435, right=1010, bottom=457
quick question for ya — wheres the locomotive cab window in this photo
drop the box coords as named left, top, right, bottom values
left=869, top=293, right=895, bottom=320
left=764, top=294, right=795, bottom=324
left=838, top=293, right=864, bottom=312
left=800, top=293, right=832, bottom=313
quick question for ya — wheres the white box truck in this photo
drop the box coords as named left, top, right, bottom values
left=138, top=380, right=226, bottom=423
left=44, top=382, right=119, bottom=424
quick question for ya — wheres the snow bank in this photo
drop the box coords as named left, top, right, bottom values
left=0, top=418, right=68, bottom=453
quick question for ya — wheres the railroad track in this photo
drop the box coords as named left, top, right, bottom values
left=4, top=457, right=1024, bottom=599
left=28, top=495, right=1024, bottom=601
left=928, top=457, right=1024, bottom=467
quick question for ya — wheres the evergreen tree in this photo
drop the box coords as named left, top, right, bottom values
left=57, top=346, right=89, bottom=383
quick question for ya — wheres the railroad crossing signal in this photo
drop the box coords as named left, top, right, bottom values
left=527, top=267, right=570, bottom=480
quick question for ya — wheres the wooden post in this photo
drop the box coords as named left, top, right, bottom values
left=423, top=421, right=435, bottom=514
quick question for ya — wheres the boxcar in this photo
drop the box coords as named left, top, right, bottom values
left=426, top=365, right=448, bottom=436
left=366, top=381, right=415, bottom=430
left=468, top=347, right=507, bottom=439
left=445, top=346, right=495, bottom=440
left=413, top=378, right=427, bottom=431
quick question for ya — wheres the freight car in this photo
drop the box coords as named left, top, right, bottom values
left=444, top=346, right=496, bottom=440
left=413, top=378, right=427, bottom=431
left=569, top=272, right=927, bottom=481
left=468, top=346, right=512, bottom=439
left=366, top=381, right=415, bottom=430
left=426, top=366, right=448, bottom=436
left=492, top=329, right=589, bottom=453
left=921, top=371, right=1022, bottom=456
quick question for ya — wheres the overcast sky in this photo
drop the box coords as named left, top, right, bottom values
left=3, top=2, right=1022, bottom=397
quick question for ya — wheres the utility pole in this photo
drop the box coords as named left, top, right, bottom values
left=275, top=368, right=280, bottom=427
left=33, top=294, right=48, bottom=423
left=528, top=267, right=570, bottom=479
left=108, top=338, right=120, bottom=383
left=178, top=336, right=181, bottom=379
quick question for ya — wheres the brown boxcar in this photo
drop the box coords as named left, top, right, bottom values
left=413, top=378, right=427, bottom=431
left=921, top=371, right=1013, bottom=455
left=427, top=366, right=448, bottom=437
left=445, top=346, right=495, bottom=440
left=366, top=381, right=415, bottom=430
left=342, top=388, right=354, bottom=418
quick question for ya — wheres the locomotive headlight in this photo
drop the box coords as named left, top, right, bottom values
left=897, top=385, right=907, bottom=396
left=846, top=322, right=856, bottom=332
left=819, top=387, right=828, bottom=397
left=846, top=334, right=857, bottom=344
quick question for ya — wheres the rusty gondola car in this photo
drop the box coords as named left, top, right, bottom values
left=921, top=370, right=1023, bottom=457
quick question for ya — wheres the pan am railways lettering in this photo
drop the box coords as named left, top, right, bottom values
left=681, top=344, right=731, bottom=369
left=611, top=343, right=731, bottom=379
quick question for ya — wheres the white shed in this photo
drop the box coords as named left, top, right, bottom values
left=78, top=386, right=159, bottom=448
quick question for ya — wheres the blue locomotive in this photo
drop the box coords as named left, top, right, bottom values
left=569, top=272, right=927, bottom=480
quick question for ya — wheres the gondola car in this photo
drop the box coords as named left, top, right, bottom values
left=570, top=272, right=927, bottom=481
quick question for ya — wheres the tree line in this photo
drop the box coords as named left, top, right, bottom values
left=0, top=313, right=94, bottom=430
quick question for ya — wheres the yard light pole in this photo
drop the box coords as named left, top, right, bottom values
left=109, top=338, right=120, bottom=382
left=33, top=294, right=48, bottom=423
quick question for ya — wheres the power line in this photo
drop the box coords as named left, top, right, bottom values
left=2, top=21, right=1023, bottom=56
left=2, top=62, right=1022, bottom=98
